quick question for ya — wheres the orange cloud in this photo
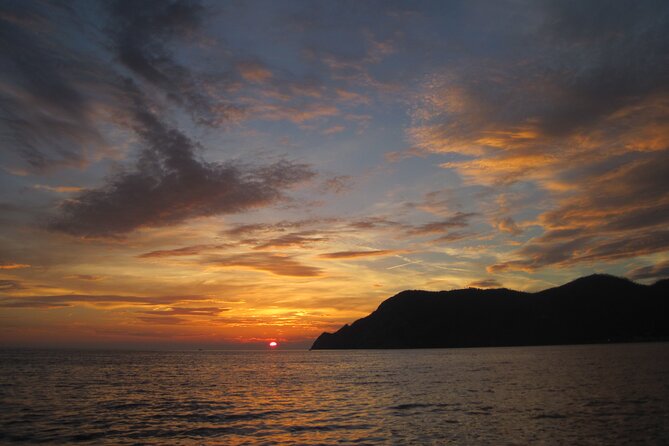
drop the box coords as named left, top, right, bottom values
left=64, top=274, right=105, bottom=281
left=33, top=184, right=82, bottom=193
left=237, top=61, right=273, bottom=83
left=495, top=217, right=522, bottom=235
left=0, top=263, right=30, bottom=270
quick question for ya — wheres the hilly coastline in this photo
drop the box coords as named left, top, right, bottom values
left=311, top=274, right=669, bottom=349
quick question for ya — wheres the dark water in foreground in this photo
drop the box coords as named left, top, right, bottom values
left=1, top=344, right=669, bottom=445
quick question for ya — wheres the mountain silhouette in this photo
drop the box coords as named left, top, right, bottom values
left=311, top=274, right=669, bottom=349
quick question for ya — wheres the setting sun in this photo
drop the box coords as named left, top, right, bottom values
left=269, top=341, right=278, bottom=348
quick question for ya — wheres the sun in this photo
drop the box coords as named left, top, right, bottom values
left=269, top=341, right=278, bottom=348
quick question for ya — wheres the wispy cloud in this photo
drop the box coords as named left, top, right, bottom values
left=405, top=212, right=476, bottom=236
left=467, top=279, right=502, bottom=289
left=628, top=260, right=669, bottom=281
left=0, top=293, right=213, bottom=308
left=0, top=263, right=30, bottom=270
left=319, top=250, right=401, bottom=259
left=138, top=244, right=229, bottom=258
left=207, top=253, right=322, bottom=277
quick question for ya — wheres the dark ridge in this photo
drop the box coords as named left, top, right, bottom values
left=311, top=274, right=669, bottom=350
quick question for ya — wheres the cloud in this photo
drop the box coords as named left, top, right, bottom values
left=0, top=1, right=113, bottom=170
left=404, top=2, right=669, bottom=272
left=408, top=1, right=669, bottom=178
left=0, top=279, right=25, bottom=291
left=322, top=125, right=346, bottom=135
left=628, top=260, right=669, bottom=281
left=467, top=279, right=502, bottom=289
left=489, top=231, right=669, bottom=273
left=32, top=185, right=83, bottom=193
left=0, top=0, right=243, bottom=174
left=495, top=217, right=522, bottom=235
left=106, top=0, right=240, bottom=126
left=0, top=263, right=30, bottom=270
left=138, top=306, right=228, bottom=317
left=488, top=236, right=594, bottom=273
left=253, top=232, right=328, bottom=250
left=237, top=60, right=273, bottom=83
left=335, top=88, right=369, bottom=104
left=208, top=253, right=322, bottom=277
left=48, top=94, right=314, bottom=238
left=318, top=249, right=400, bottom=259
left=348, top=216, right=400, bottom=230
left=0, top=293, right=212, bottom=308
left=430, top=231, right=474, bottom=245
left=320, top=175, right=353, bottom=194
left=490, top=150, right=669, bottom=272
left=251, top=102, right=339, bottom=123
left=405, top=212, right=475, bottom=236
left=64, top=274, right=106, bottom=281
left=222, top=218, right=338, bottom=237
left=137, top=316, right=186, bottom=325
left=138, top=244, right=229, bottom=258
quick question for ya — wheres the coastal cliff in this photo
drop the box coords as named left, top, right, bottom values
left=311, top=275, right=669, bottom=349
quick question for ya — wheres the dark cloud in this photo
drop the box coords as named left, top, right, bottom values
left=405, top=212, right=475, bottom=236
left=490, top=230, right=669, bottom=273
left=223, top=223, right=273, bottom=237
left=138, top=244, right=230, bottom=258
left=106, top=0, right=241, bottom=125
left=416, top=1, right=669, bottom=148
left=318, top=250, right=400, bottom=259
left=578, top=231, right=669, bottom=264
left=430, top=231, right=474, bottom=245
left=320, top=175, right=353, bottom=194
left=137, top=316, right=186, bottom=325
left=0, top=279, right=25, bottom=292
left=222, top=218, right=338, bottom=237
left=0, top=0, right=240, bottom=173
left=488, top=236, right=594, bottom=273
left=628, top=260, right=669, bottom=281
left=348, top=216, right=400, bottom=230
left=138, top=306, right=228, bottom=317
left=48, top=95, right=314, bottom=237
left=0, top=1, right=112, bottom=170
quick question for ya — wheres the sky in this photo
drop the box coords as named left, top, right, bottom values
left=1, top=0, right=669, bottom=349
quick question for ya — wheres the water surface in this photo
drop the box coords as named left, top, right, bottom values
left=1, top=343, right=668, bottom=444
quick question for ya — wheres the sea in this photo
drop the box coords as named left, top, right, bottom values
left=1, top=343, right=668, bottom=445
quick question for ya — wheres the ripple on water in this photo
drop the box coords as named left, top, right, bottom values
left=1, top=344, right=668, bottom=444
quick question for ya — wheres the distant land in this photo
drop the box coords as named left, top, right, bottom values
left=311, top=274, right=669, bottom=350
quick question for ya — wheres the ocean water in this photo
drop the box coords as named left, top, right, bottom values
left=1, top=343, right=668, bottom=445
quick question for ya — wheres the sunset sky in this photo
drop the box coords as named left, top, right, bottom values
left=1, top=0, right=668, bottom=348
